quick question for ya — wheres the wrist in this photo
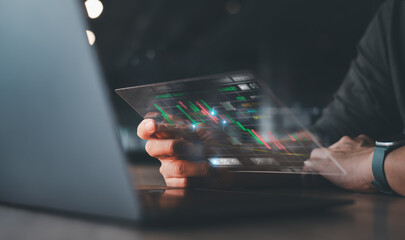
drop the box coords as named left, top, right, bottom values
left=383, top=145, right=405, bottom=196
left=362, top=149, right=377, bottom=190
left=350, top=148, right=377, bottom=192
left=365, top=149, right=376, bottom=182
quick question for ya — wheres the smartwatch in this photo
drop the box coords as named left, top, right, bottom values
left=371, top=134, right=405, bottom=194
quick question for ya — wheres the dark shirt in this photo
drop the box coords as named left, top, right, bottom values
left=312, top=0, right=405, bottom=144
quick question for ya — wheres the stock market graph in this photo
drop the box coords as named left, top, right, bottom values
left=116, top=71, right=343, bottom=174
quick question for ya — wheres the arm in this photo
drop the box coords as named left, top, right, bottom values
left=384, top=146, right=405, bottom=196
left=306, top=135, right=377, bottom=193
left=306, top=135, right=405, bottom=196
left=312, top=0, right=403, bottom=144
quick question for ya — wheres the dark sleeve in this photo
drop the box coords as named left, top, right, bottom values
left=311, top=0, right=403, bottom=145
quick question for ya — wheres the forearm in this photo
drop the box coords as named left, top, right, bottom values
left=384, top=146, right=405, bottom=196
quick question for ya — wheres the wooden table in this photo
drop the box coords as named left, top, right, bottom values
left=1, top=165, right=404, bottom=240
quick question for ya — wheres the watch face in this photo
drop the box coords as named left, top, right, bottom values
left=376, top=134, right=405, bottom=146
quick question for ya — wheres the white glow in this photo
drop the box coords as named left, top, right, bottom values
left=250, top=158, right=279, bottom=166
left=209, top=158, right=241, bottom=166
left=238, top=84, right=250, bottom=91
left=86, top=30, right=96, bottom=45
left=85, top=0, right=104, bottom=19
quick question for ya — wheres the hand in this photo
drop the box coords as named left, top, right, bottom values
left=137, top=116, right=231, bottom=188
left=304, top=135, right=377, bottom=193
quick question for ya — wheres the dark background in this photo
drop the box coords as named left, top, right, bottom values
left=86, top=0, right=384, bottom=158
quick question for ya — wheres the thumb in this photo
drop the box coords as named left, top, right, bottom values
left=303, top=160, right=319, bottom=173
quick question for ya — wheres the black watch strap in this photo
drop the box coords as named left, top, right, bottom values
left=371, top=146, right=395, bottom=195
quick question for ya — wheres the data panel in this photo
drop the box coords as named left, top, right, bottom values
left=116, top=71, right=344, bottom=175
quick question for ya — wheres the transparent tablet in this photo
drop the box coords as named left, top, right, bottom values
left=116, top=71, right=345, bottom=175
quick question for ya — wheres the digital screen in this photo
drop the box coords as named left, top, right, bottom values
left=116, top=71, right=344, bottom=175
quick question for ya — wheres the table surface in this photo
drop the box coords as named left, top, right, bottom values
left=1, top=166, right=404, bottom=240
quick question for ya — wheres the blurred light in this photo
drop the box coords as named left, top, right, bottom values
left=251, top=158, right=279, bottom=166
left=225, top=0, right=240, bottom=14
left=86, top=30, right=96, bottom=45
left=210, top=158, right=219, bottom=166
left=210, top=110, right=216, bottom=116
left=85, top=0, right=103, bottom=19
left=209, top=158, right=241, bottom=166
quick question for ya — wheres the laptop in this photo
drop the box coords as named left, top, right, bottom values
left=0, top=0, right=352, bottom=224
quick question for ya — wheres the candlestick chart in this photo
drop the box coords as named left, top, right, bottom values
left=116, top=72, right=344, bottom=174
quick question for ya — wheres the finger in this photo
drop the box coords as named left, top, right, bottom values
left=310, top=147, right=329, bottom=159
left=304, top=159, right=329, bottom=175
left=164, top=177, right=205, bottom=188
left=165, top=178, right=189, bottom=188
left=139, top=121, right=186, bottom=139
left=144, top=111, right=184, bottom=137
left=137, top=118, right=190, bottom=140
left=144, top=111, right=182, bottom=125
left=162, top=124, right=205, bottom=141
left=159, top=160, right=209, bottom=178
left=355, top=134, right=375, bottom=147
left=145, top=139, right=195, bottom=157
left=137, top=119, right=157, bottom=140
left=303, top=160, right=318, bottom=173
left=154, top=124, right=185, bottom=139
left=329, top=136, right=356, bottom=148
left=305, top=156, right=340, bottom=175
left=144, top=112, right=160, bottom=119
left=162, top=189, right=186, bottom=197
left=155, top=123, right=202, bottom=140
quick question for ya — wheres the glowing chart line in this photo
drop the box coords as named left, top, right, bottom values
left=195, top=113, right=206, bottom=123
left=154, top=104, right=174, bottom=125
left=178, top=101, right=188, bottom=110
left=188, top=101, right=200, bottom=112
left=247, top=129, right=263, bottom=145
left=236, top=121, right=246, bottom=131
left=250, top=129, right=272, bottom=150
left=225, top=114, right=235, bottom=123
left=220, top=114, right=230, bottom=123
left=200, top=99, right=212, bottom=111
left=288, top=132, right=297, bottom=142
left=299, top=130, right=311, bottom=141
left=196, top=101, right=219, bottom=124
left=291, top=132, right=304, bottom=146
left=179, top=101, right=199, bottom=122
left=267, top=132, right=282, bottom=150
left=176, top=105, right=196, bottom=124
left=268, top=131, right=288, bottom=152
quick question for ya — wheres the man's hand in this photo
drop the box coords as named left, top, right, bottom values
left=305, top=135, right=377, bottom=193
left=137, top=118, right=210, bottom=188
left=137, top=117, right=234, bottom=188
